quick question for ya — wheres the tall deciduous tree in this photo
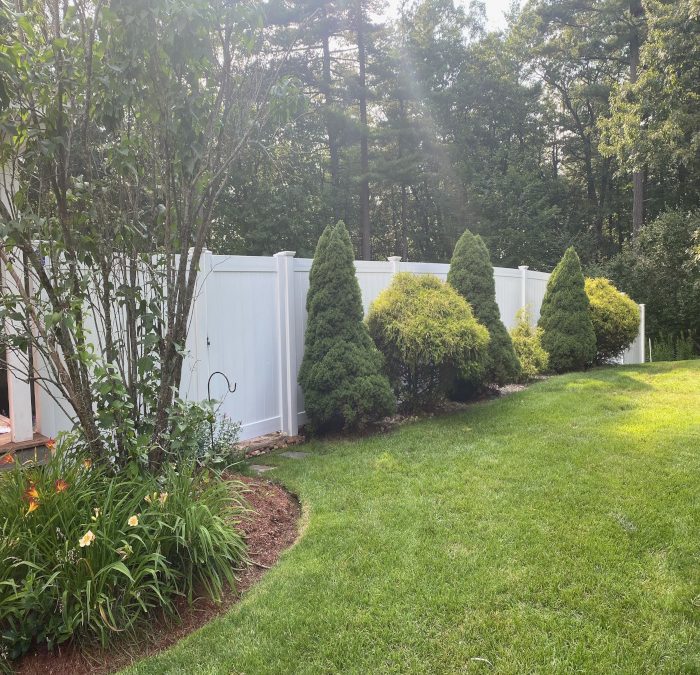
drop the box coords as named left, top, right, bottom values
left=0, top=0, right=293, bottom=466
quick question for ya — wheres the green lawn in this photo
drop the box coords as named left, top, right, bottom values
left=127, top=362, right=700, bottom=674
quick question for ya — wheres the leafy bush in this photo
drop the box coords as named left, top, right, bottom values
left=298, top=222, right=395, bottom=432
left=606, top=209, right=700, bottom=343
left=367, top=273, right=489, bottom=411
left=538, top=247, right=597, bottom=372
left=510, top=308, right=549, bottom=381
left=448, top=229, right=520, bottom=389
left=0, top=448, right=245, bottom=662
left=585, top=278, right=640, bottom=363
left=165, top=401, right=242, bottom=469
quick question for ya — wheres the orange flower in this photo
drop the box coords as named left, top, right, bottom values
left=26, top=499, right=39, bottom=515
left=55, top=479, right=69, bottom=493
left=0, top=452, right=15, bottom=465
left=46, top=438, right=56, bottom=452
left=23, top=484, right=40, bottom=501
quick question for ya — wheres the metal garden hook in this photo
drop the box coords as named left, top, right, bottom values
left=207, top=371, right=237, bottom=452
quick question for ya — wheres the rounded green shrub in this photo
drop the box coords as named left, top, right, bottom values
left=538, top=246, right=596, bottom=372
left=298, top=221, right=395, bottom=432
left=510, top=307, right=549, bottom=381
left=366, top=273, right=489, bottom=411
left=585, top=277, right=640, bottom=363
left=448, top=229, right=520, bottom=389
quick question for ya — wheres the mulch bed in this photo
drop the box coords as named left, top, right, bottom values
left=14, top=475, right=301, bottom=675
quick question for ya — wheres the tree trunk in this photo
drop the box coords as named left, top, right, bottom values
left=357, top=0, right=371, bottom=260
left=630, top=0, right=644, bottom=238
left=320, top=8, right=341, bottom=220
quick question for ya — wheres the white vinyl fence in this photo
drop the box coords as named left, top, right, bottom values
left=178, top=251, right=645, bottom=441
left=5, top=250, right=645, bottom=444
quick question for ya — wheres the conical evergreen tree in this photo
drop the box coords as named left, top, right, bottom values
left=448, top=229, right=520, bottom=387
left=538, top=247, right=597, bottom=372
left=298, top=222, right=395, bottom=432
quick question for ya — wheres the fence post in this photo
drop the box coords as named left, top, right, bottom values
left=2, top=251, right=34, bottom=442
left=388, top=255, right=402, bottom=275
left=639, top=303, right=646, bottom=363
left=193, top=249, right=212, bottom=402
left=518, top=265, right=529, bottom=316
left=274, top=251, right=298, bottom=436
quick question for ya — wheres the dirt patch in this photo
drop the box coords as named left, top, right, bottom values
left=14, top=475, right=301, bottom=675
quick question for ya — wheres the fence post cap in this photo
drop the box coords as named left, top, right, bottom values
left=518, top=265, right=529, bottom=270
left=274, top=251, right=296, bottom=258
left=387, top=256, right=402, bottom=262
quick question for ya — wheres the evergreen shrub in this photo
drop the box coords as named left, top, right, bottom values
left=298, top=222, right=395, bottom=432
left=585, top=277, right=640, bottom=363
left=538, top=247, right=596, bottom=372
left=367, top=273, right=489, bottom=411
left=448, top=229, right=520, bottom=388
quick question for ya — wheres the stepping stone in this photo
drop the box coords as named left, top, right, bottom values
left=249, top=464, right=276, bottom=474
left=279, top=451, right=310, bottom=459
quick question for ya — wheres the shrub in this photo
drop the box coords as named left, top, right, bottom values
left=605, top=209, right=700, bottom=343
left=538, top=247, right=597, bottom=372
left=0, top=448, right=245, bottom=661
left=584, top=277, right=640, bottom=363
left=367, top=273, right=489, bottom=411
left=510, top=308, right=549, bottom=381
left=298, top=222, right=395, bottom=432
left=448, top=229, right=520, bottom=388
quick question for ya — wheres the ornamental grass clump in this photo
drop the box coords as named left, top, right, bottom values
left=0, top=445, right=246, bottom=662
left=367, top=273, right=489, bottom=411
left=538, top=247, right=596, bottom=372
left=585, top=277, right=640, bottom=363
left=448, top=229, right=520, bottom=392
left=298, top=221, right=395, bottom=433
left=510, top=308, right=549, bottom=381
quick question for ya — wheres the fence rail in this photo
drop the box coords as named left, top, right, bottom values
left=3, top=250, right=646, bottom=444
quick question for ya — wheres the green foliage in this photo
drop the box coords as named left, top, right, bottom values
left=165, top=401, right=242, bottom=470
left=650, top=332, right=698, bottom=362
left=607, top=209, right=700, bottom=344
left=298, top=222, right=395, bottom=432
left=585, top=277, right=640, bottom=363
left=448, top=229, right=520, bottom=389
left=0, top=449, right=245, bottom=661
left=367, top=273, right=489, bottom=411
left=510, top=308, right=549, bottom=381
left=538, top=247, right=596, bottom=373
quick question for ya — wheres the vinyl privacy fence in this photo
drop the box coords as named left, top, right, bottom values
left=9, top=250, right=645, bottom=443
left=177, top=251, right=645, bottom=441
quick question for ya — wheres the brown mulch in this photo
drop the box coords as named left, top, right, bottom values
left=14, top=475, right=301, bottom=675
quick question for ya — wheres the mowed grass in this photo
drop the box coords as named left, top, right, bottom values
left=127, top=362, right=700, bottom=674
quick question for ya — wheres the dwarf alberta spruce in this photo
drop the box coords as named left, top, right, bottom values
left=0, top=447, right=246, bottom=661
left=448, top=229, right=521, bottom=390
left=298, top=222, right=395, bottom=432
left=538, top=247, right=596, bottom=373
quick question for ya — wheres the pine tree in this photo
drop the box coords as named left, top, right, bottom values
left=447, top=229, right=520, bottom=387
left=538, top=247, right=597, bottom=372
left=298, top=221, right=395, bottom=432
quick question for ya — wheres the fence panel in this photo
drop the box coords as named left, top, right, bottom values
left=198, top=255, right=282, bottom=439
